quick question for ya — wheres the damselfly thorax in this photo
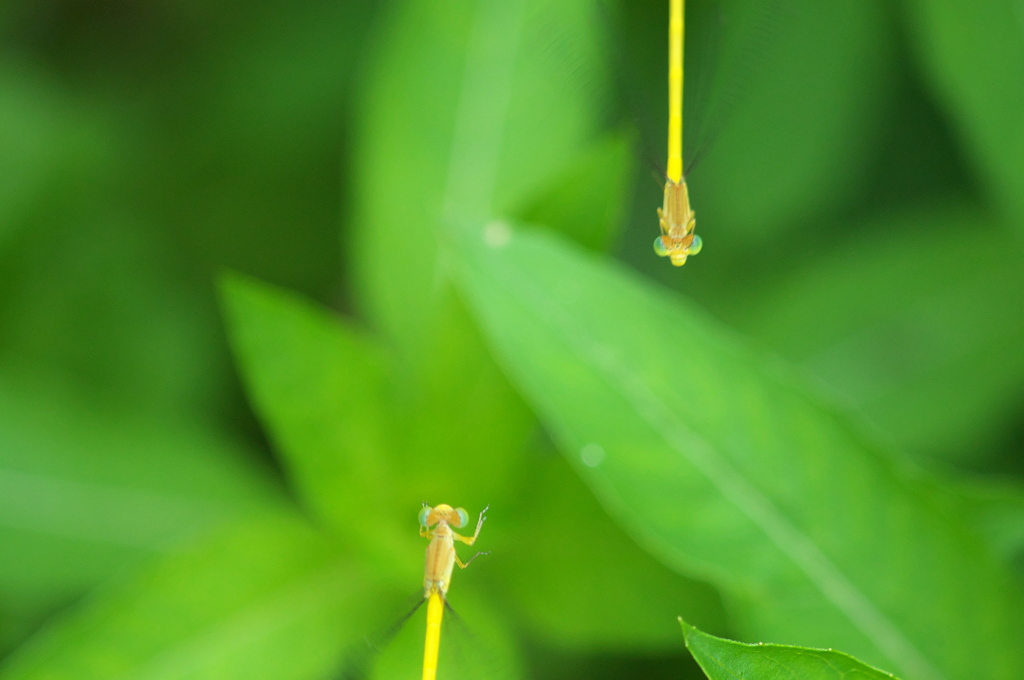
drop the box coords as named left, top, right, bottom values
left=655, top=179, right=702, bottom=267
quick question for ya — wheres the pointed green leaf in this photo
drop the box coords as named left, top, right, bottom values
left=355, top=0, right=608, bottom=351
left=219, top=272, right=513, bottom=562
left=219, top=273, right=394, bottom=536
left=449, top=220, right=1024, bottom=680
left=681, top=619, right=899, bottom=680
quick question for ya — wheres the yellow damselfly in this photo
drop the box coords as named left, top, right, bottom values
left=418, top=503, right=488, bottom=680
left=654, top=0, right=703, bottom=267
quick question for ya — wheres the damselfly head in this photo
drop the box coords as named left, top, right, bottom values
left=419, top=504, right=470, bottom=529
left=654, top=234, right=703, bottom=266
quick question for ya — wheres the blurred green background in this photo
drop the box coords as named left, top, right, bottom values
left=0, top=0, right=1023, bottom=679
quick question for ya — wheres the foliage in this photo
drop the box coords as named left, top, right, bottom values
left=680, top=619, right=900, bottom=680
left=0, top=0, right=1022, bottom=679
left=448, top=216, right=1023, bottom=679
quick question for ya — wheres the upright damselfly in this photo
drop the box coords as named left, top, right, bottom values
left=654, top=0, right=703, bottom=267
left=418, top=503, right=488, bottom=680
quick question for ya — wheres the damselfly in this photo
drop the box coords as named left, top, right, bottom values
left=418, top=503, right=489, bottom=680
left=654, top=0, right=703, bottom=267
left=341, top=504, right=493, bottom=680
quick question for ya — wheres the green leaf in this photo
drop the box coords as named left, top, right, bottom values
left=680, top=619, right=900, bottom=680
left=903, top=0, right=1024, bottom=228
left=219, top=272, right=441, bottom=587
left=354, top=0, right=608, bottom=352
left=449, top=220, right=1024, bottom=680
left=219, top=273, right=394, bottom=536
left=0, top=515, right=385, bottom=680
left=351, top=0, right=617, bottom=512
left=220, top=271, right=510, bottom=553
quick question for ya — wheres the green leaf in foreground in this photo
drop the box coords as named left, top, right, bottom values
left=219, top=272, right=513, bottom=567
left=680, top=619, right=899, bottom=680
left=219, top=273, right=395, bottom=542
left=449, top=220, right=1024, bottom=680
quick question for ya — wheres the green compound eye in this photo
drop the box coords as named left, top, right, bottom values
left=688, top=234, right=703, bottom=256
left=653, top=236, right=670, bottom=257
left=418, top=506, right=432, bottom=527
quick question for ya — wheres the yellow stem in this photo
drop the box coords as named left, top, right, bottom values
left=422, top=592, right=444, bottom=680
left=667, top=0, right=684, bottom=182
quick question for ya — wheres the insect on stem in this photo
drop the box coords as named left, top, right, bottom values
left=656, top=0, right=703, bottom=267
left=418, top=503, right=489, bottom=680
